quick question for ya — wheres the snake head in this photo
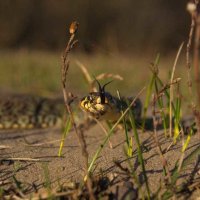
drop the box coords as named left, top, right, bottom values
left=95, top=79, right=113, bottom=104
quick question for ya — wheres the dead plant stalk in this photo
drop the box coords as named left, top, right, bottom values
left=186, top=9, right=196, bottom=95
left=186, top=0, right=200, bottom=137
left=193, top=6, right=200, bottom=137
left=61, top=24, right=89, bottom=169
left=61, top=22, right=95, bottom=199
left=194, top=16, right=200, bottom=105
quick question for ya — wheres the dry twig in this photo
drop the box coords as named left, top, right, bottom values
left=186, top=1, right=197, bottom=95
left=61, top=21, right=95, bottom=200
left=152, top=78, right=181, bottom=105
left=186, top=1, right=200, bottom=137
left=0, top=157, right=47, bottom=162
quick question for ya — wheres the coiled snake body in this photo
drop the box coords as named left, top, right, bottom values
left=0, top=82, right=142, bottom=129
left=0, top=95, right=64, bottom=129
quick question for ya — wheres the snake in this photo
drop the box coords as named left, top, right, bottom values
left=0, top=95, right=64, bottom=129
left=0, top=81, right=142, bottom=129
left=79, top=80, right=142, bottom=121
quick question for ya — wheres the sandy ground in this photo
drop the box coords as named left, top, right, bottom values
left=0, top=124, right=199, bottom=199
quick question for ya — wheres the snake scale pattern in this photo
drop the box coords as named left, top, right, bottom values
left=0, top=92, right=142, bottom=130
left=0, top=79, right=143, bottom=130
left=0, top=95, right=64, bottom=129
left=0, top=77, right=195, bottom=133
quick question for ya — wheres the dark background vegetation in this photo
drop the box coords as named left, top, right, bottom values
left=0, top=0, right=189, bottom=54
left=0, top=0, right=192, bottom=99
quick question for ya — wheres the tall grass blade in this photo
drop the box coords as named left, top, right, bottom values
left=182, top=124, right=194, bottom=152
left=142, top=54, right=160, bottom=131
left=126, top=137, right=133, bottom=157
left=169, top=43, right=184, bottom=137
left=182, top=133, right=191, bottom=153
left=156, top=76, right=175, bottom=112
left=173, top=95, right=182, bottom=143
left=117, top=90, right=131, bottom=155
left=129, top=105, right=151, bottom=198
left=154, top=79, right=168, bottom=136
left=58, top=117, right=71, bottom=157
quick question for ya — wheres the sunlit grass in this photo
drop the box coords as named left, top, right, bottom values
left=0, top=50, right=61, bottom=96
left=0, top=50, right=194, bottom=108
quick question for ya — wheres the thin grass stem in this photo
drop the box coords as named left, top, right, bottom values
left=129, top=111, right=151, bottom=198
left=169, top=42, right=184, bottom=137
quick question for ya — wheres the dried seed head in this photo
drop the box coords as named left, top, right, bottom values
left=187, top=2, right=196, bottom=14
left=69, top=21, right=79, bottom=34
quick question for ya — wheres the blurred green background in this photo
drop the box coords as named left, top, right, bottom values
left=0, top=0, right=192, bottom=107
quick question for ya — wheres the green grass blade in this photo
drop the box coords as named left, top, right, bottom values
left=12, top=176, right=22, bottom=190
left=117, top=91, right=130, bottom=148
left=142, top=54, right=160, bottom=131
left=58, top=117, right=71, bottom=157
left=182, top=126, right=194, bottom=153
left=126, top=137, right=133, bottom=157
left=182, top=134, right=191, bottom=153
left=142, top=76, right=156, bottom=130
left=129, top=109, right=151, bottom=199
left=173, top=96, right=182, bottom=143
left=155, top=79, right=168, bottom=136
left=87, top=109, right=130, bottom=174
left=155, top=76, right=176, bottom=113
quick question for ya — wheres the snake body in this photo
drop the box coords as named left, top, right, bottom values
left=0, top=95, right=64, bottom=129
left=0, top=82, right=142, bottom=129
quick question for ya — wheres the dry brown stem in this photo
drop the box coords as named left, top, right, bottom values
left=190, top=1, right=200, bottom=137
left=185, top=1, right=200, bottom=137
left=186, top=10, right=196, bottom=94
left=151, top=78, right=181, bottom=105
left=61, top=21, right=95, bottom=199
left=194, top=16, right=200, bottom=105
left=61, top=21, right=88, bottom=166
left=1, top=157, right=47, bottom=162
